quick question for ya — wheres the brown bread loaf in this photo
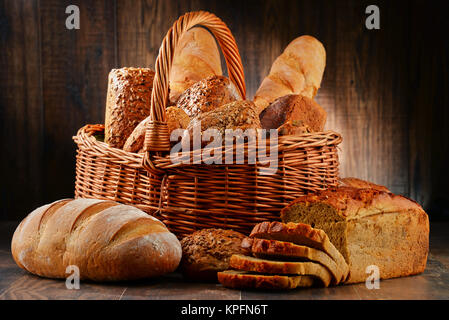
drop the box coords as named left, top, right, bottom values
left=169, top=27, right=222, bottom=104
left=11, top=198, right=182, bottom=281
left=218, top=270, right=314, bottom=290
left=105, top=67, right=155, bottom=149
left=176, top=75, right=241, bottom=118
left=259, top=94, right=327, bottom=135
left=253, top=35, right=326, bottom=114
left=280, top=187, right=429, bottom=284
left=179, top=228, right=247, bottom=282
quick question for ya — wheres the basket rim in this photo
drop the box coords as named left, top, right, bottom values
left=74, top=124, right=342, bottom=170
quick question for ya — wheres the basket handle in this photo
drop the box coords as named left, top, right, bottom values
left=143, top=11, right=246, bottom=157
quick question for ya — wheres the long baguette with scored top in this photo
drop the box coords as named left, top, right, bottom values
left=253, top=35, right=326, bottom=114
left=11, top=198, right=182, bottom=281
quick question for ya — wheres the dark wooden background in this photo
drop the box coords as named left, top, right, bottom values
left=1, top=0, right=448, bottom=221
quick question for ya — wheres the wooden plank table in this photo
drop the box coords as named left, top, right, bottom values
left=1, top=221, right=448, bottom=300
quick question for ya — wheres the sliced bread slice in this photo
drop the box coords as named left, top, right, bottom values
left=218, top=270, right=314, bottom=290
left=229, top=254, right=332, bottom=287
left=242, top=237, right=343, bottom=284
left=250, top=221, right=349, bottom=281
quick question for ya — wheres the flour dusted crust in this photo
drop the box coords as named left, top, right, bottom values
left=11, top=199, right=182, bottom=281
left=218, top=270, right=314, bottom=290
left=105, top=68, right=155, bottom=149
left=280, top=186, right=429, bottom=283
left=180, top=228, right=247, bottom=281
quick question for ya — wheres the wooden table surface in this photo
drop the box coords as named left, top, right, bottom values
left=1, top=221, right=448, bottom=300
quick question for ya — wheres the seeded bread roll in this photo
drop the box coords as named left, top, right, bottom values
left=186, top=100, right=261, bottom=139
left=11, top=198, right=182, bottom=281
left=180, top=228, right=247, bottom=282
left=105, top=67, right=155, bottom=149
left=280, top=187, right=429, bottom=284
left=176, top=75, right=241, bottom=118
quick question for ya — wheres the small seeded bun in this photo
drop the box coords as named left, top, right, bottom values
left=179, top=228, right=247, bottom=282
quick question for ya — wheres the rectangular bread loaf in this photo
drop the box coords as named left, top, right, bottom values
left=280, top=187, right=429, bottom=284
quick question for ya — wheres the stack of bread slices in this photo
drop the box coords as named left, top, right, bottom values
left=218, top=221, right=349, bottom=290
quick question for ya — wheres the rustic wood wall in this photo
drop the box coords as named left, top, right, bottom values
left=1, top=0, right=448, bottom=221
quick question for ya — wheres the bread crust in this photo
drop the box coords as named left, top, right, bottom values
left=253, top=35, right=326, bottom=114
left=105, top=68, right=155, bottom=149
left=218, top=270, right=314, bottom=290
left=280, top=186, right=429, bottom=283
left=169, top=27, right=222, bottom=104
left=11, top=199, right=182, bottom=281
left=339, top=177, right=390, bottom=192
left=259, top=94, right=327, bottom=135
left=176, top=75, right=240, bottom=118
left=180, top=228, right=247, bottom=282
left=186, top=100, right=261, bottom=138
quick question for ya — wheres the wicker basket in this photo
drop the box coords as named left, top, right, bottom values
left=73, top=11, right=342, bottom=237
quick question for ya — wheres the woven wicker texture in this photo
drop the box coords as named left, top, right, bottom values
left=73, top=11, right=342, bottom=238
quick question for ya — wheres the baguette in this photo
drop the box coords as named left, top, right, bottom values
left=169, top=27, right=222, bottom=104
left=11, top=198, right=182, bottom=281
left=253, top=35, right=326, bottom=114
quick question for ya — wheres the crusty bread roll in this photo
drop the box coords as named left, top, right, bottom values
left=176, top=75, right=241, bottom=118
left=11, top=198, right=182, bottom=281
left=280, top=187, right=429, bottom=284
left=105, top=67, right=155, bottom=149
left=253, top=36, right=326, bottom=114
left=180, top=229, right=247, bottom=282
left=259, top=94, right=327, bottom=136
left=186, top=100, right=261, bottom=137
left=123, top=106, right=190, bottom=153
left=169, top=27, right=223, bottom=104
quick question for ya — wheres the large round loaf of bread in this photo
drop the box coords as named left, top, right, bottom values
left=11, top=199, right=182, bottom=281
